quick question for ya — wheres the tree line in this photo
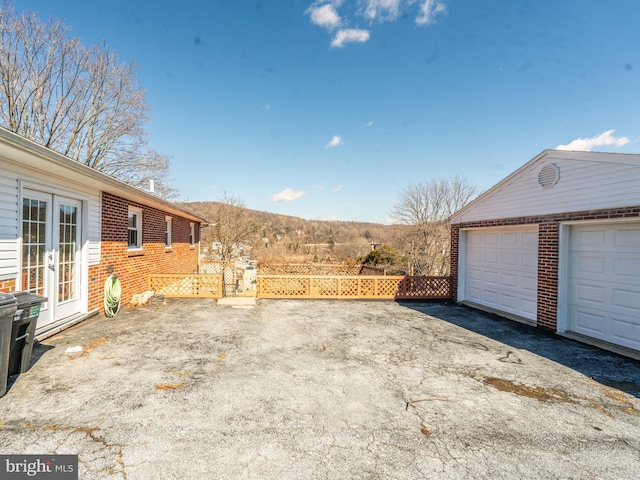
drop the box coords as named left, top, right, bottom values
left=183, top=175, right=480, bottom=277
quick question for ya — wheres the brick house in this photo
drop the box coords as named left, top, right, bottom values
left=0, top=127, right=208, bottom=338
left=450, top=149, right=640, bottom=355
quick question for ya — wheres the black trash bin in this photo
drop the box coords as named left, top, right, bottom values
left=8, top=292, right=46, bottom=376
left=0, top=293, right=18, bottom=397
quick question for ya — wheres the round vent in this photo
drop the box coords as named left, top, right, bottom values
left=538, top=163, right=560, bottom=189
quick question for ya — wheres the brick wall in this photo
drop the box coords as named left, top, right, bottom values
left=0, top=277, right=16, bottom=293
left=450, top=205, right=640, bottom=331
left=89, top=192, right=200, bottom=312
left=450, top=224, right=460, bottom=302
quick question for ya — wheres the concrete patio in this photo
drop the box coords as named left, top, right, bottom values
left=1, top=299, right=639, bottom=479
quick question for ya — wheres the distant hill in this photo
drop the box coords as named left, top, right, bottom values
left=181, top=201, right=407, bottom=264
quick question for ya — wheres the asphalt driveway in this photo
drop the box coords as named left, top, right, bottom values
left=1, top=299, right=639, bottom=479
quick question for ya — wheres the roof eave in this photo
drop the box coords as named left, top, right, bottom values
left=0, top=127, right=210, bottom=224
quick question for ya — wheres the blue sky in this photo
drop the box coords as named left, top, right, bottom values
left=16, top=0, right=640, bottom=223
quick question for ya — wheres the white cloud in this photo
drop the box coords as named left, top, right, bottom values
left=307, top=1, right=446, bottom=47
left=331, top=28, right=370, bottom=47
left=415, top=0, right=447, bottom=26
left=326, top=134, right=344, bottom=147
left=363, top=0, right=401, bottom=22
left=333, top=184, right=344, bottom=192
left=308, top=4, right=341, bottom=29
left=361, top=120, right=374, bottom=127
left=270, top=188, right=306, bottom=202
left=556, top=130, right=629, bottom=151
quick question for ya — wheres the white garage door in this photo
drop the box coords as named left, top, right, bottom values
left=569, top=223, right=640, bottom=351
left=463, top=227, right=538, bottom=321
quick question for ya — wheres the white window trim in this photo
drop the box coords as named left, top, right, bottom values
left=189, top=222, right=195, bottom=247
left=128, top=206, right=143, bottom=250
left=165, top=216, right=173, bottom=248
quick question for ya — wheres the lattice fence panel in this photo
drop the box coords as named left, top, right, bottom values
left=258, top=275, right=452, bottom=300
left=376, top=278, right=404, bottom=297
left=259, top=264, right=361, bottom=276
left=339, top=278, right=360, bottom=297
left=357, top=278, right=377, bottom=297
left=148, top=274, right=223, bottom=298
left=396, top=276, right=452, bottom=299
left=311, top=277, right=340, bottom=297
left=258, top=276, right=311, bottom=298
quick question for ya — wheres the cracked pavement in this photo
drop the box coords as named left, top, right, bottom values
left=1, top=299, right=639, bottom=479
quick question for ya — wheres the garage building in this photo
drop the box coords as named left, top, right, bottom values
left=450, top=149, right=640, bottom=356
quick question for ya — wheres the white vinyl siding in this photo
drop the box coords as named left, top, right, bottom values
left=0, top=161, right=101, bottom=277
left=461, top=226, right=538, bottom=321
left=0, top=170, right=18, bottom=277
left=87, top=194, right=101, bottom=266
left=568, top=222, right=640, bottom=350
left=451, top=151, right=640, bottom=223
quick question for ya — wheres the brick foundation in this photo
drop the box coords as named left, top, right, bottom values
left=0, top=277, right=16, bottom=293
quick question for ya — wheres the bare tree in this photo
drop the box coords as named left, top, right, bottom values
left=192, top=194, right=259, bottom=295
left=0, top=2, right=176, bottom=198
left=392, top=176, right=479, bottom=275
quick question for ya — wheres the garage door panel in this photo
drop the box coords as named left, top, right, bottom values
left=500, top=272, right=518, bottom=288
left=482, top=290, right=499, bottom=307
left=502, top=232, right=518, bottom=245
left=612, top=316, right=640, bottom=350
left=484, top=233, right=499, bottom=245
left=500, top=252, right=518, bottom=265
left=574, top=309, right=607, bottom=335
left=484, top=251, right=499, bottom=264
left=463, top=227, right=538, bottom=321
left=615, top=227, right=640, bottom=248
left=576, top=229, right=607, bottom=247
left=484, top=270, right=499, bottom=285
left=467, top=248, right=483, bottom=262
left=569, top=222, right=640, bottom=351
left=468, top=267, right=483, bottom=282
left=573, top=282, right=606, bottom=305
left=522, top=231, right=538, bottom=245
left=612, top=288, right=640, bottom=311
left=614, top=258, right=640, bottom=282
left=575, top=256, right=606, bottom=275
left=521, top=274, right=537, bottom=292
left=520, top=298, right=537, bottom=317
left=500, top=294, right=518, bottom=311
left=522, top=253, right=538, bottom=268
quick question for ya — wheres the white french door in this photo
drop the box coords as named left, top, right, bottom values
left=21, top=190, right=82, bottom=329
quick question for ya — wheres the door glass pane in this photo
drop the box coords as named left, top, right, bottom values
left=58, top=204, right=78, bottom=303
left=21, top=198, right=47, bottom=296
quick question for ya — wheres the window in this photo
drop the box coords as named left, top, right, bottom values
left=189, top=222, right=195, bottom=247
left=165, top=216, right=172, bottom=248
left=128, top=207, right=142, bottom=248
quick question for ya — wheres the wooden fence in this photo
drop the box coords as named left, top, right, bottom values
left=259, top=264, right=387, bottom=276
left=257, top=275, right=452, bottom=300
left=148, top=274, right=224, bottom=298
left=259, top=264, right=361, bottom=275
